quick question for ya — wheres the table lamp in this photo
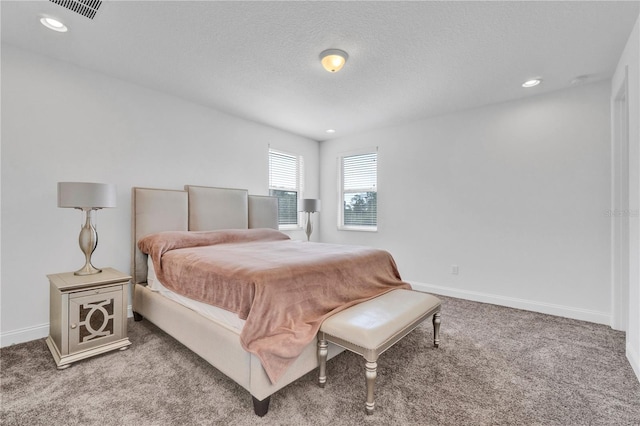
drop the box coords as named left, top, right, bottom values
left=298, top=198, right=321, bottom=242
left=57, top=182, right=116, bottom=275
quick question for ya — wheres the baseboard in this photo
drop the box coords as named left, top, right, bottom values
left=627, top=342, right=640, bottom=383
left=409, top=281, right=611, bottom=325
left=1, top=305, right=135, bottom=348
left=0, top=323, right=49, bottom=347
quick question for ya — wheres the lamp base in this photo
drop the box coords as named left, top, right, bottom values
left=305, top=211, right=313, bottom=242
left=74, top=263, right=102, bottom=276
left=74, top=208, right=102, bottom=275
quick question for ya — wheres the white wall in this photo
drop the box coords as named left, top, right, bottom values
left=320, top=81, right=612, bottom=324
left=612, top=14, right=640, bottom=382
left=0, top=45, right=320, bottom=345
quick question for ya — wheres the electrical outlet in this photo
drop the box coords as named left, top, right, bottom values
left=451, top=265, right=459, bottom=275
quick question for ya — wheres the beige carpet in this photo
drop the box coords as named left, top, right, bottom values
left=2, top=295, right=639, bottom=425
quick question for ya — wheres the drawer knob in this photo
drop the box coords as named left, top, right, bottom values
left=70, top=323, right=77, bottom=329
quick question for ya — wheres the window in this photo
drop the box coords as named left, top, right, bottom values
left=339, top=150, right=377, bottom=230
left=269, top=148, right=303, bottom=228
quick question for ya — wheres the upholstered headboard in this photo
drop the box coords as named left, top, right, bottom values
left=186, top=185, right=248, bottom=231
left=132, top=185, right=278, bottom=284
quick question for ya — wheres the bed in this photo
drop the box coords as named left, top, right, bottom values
left=131, top=185, right=410, bottom=416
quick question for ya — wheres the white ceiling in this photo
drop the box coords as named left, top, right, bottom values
left=2, top=1, right=639, bottom=141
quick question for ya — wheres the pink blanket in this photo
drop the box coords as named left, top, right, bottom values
left=138, top=228, right=411, bottom=383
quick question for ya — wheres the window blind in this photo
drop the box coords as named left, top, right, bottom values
left=269, top=149, right=301, bottom=226
left=341, top=151, right=377, bottom=228
left=343, top=153, right=377, bottom=191
left=269, top=150, right=298, bottom=190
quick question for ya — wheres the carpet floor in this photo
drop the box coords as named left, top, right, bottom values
left=2, top=295, right=639, bottom=425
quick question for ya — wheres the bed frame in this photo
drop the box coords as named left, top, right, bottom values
left=131, top=185, right=344, bottom=416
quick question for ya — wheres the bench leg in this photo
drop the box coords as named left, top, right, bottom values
left=365, top=360, right=377, bottom=415
left=318, top=338, right=328, bottom=388
left=433, top=312, right=441, bottom=348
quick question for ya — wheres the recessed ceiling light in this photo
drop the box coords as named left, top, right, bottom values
left=522, top=79, right=542, bottom=88
left=40, top=17, right=68, bottom=33
left=326, top=129, right=336, bottom=134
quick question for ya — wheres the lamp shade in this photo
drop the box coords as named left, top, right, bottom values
left=58, top=182, right=117, bottom=208
left=298, top=198, right=321, bottom=213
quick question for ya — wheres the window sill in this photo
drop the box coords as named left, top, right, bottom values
left=279, top=225, right=302, bottom=231
left=338, top=226, right=378, bottom=232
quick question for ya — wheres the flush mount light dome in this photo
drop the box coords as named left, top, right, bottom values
left=522, top=78, right=542, bottom=88
left=40, top=17, right=68, bottom=32
left=320, top=49, right=348, bottom=73
left=326, top=129, right=336, bottom=134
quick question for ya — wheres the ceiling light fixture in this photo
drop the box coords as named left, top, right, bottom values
left=320, top=49, right=348, bottom=73
left=40, top=17, right=68, bottom=32
left=522, top=78, right=542, bottom=88
left=570, top=75, right=589, bottom=86
left=326, top=129, right=336, bottom=134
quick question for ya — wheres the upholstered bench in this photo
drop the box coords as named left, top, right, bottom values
left=317, top=289, right=441, bottom=415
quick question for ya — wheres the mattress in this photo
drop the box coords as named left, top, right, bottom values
left=146, top=256, right=246, bottom=332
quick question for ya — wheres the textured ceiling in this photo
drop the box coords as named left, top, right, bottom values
left=2, top=1, right=639, bottom=141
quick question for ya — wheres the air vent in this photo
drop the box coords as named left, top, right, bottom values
left=49, top=0, right=102, bottom=20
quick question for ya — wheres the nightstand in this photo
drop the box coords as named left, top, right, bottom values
left=46, top=267, right=131, bottom=369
